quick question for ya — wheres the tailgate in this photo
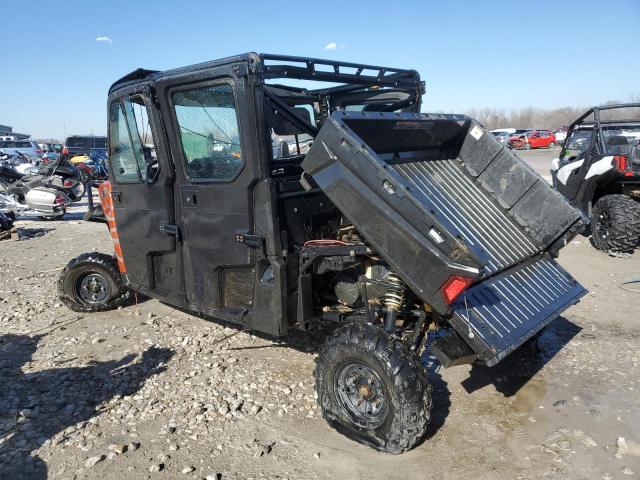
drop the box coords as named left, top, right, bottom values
left=450, top=254, right=586, bottom=366
left=303, top=111, right=586, bottom=316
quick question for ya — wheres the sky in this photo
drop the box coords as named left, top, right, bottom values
left=1, top=0, right=639, bottom=140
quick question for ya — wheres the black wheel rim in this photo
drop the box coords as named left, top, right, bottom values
left=75, top=272, right=110, bottom=304
left=596, top=210, right=611, bottom=242
left=334, top=362, right=387, bottom=428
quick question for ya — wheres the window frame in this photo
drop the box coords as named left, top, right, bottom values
left=167, top=78, right=245, bottom=184
left=108, top=99, right=145, bottom=185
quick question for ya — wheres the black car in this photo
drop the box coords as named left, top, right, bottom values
left=64, top=135, right=107, bottom=157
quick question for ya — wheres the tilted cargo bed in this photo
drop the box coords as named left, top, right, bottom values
left=303, top=111, right=587, bottom=365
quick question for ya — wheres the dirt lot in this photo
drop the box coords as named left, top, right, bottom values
left=1, top=169, right=639, bottom=479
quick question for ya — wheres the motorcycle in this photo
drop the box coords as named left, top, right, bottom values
left=0, top=157, right=79, bottom=220
left=74, top=156, right=109, bottom=187
left=0, top=150, right=39, bottom=175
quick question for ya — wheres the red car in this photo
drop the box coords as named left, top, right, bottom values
left=510, top=129, right=557, bottom=149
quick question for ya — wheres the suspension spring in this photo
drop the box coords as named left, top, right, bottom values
left=384, top=271, right=405, bottom=310
left=383, top=271, right=407, bottom=331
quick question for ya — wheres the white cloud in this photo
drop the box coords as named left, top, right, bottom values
left=324, top=42, right=337, bottom=51
left=96, top=36, right=113, bottom=45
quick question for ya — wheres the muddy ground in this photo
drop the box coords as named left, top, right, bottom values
left=1, top=171, right=639, bottom=479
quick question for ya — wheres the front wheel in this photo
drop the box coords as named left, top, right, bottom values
left=591, top=194, right=640, bottom=253
left=548, top=141, right=556, bottom=148
left=58, top=253, right=131, bottom=312
left=316, top=322, right=431, bottom=454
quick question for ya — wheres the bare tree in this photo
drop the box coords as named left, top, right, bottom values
left=465, top=95, right=640, bottom=131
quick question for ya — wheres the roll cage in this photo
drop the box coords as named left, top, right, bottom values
left=560, top=103, right=640, bottom=160
left=109, top=53, right=425, bottom=138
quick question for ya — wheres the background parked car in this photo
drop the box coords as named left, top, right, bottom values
left=491, top=131, right=512, bottom=146
left=63, top=135, right=107, bottom=157
left=490, top=128, right=516, bottom=135
left=509, top=129, right=557, bottom=149
left=0, top=140, right=41, bottom=160
left=554, top=126, right=568, bottom=144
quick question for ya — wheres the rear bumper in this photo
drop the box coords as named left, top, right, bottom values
left=450, top=254, right=586, bottom=366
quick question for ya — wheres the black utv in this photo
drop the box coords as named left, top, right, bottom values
left=58, top=53, right=587, bottom=453
left=552, top=104, right=640, bottom=253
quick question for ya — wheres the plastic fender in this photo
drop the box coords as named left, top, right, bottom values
left=98, top=181, right=126, bottom=273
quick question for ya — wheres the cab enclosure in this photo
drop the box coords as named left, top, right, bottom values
left=103, top=53, right=586, bottom=368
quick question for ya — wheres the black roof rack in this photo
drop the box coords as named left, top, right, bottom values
left=258, top=53, right=422, bottom=90
left=110, top=53, right=423, bottom=95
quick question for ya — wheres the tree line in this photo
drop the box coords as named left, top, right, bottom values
left=465, top=97, right=640, bottom=131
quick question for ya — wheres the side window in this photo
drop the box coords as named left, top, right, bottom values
left=109, top=97, right=157, bottom=184
left=172, top=83, right=243, bottom=181
left=109, top=101, right=141, bottom=183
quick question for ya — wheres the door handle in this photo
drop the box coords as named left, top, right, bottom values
left=160, top=223, right=180, bottom=239
left=182, top=192, right=197, bottom=206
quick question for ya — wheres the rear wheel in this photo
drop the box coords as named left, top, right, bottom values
left=316, top=322, right=431, bottom=454
left=523, top=142, right=531, bottom=150
left=73, top=180, right=86, bottom=200
left=591, top=194, right=640, bottom=253
left=58, top=252, right=131, bottom=312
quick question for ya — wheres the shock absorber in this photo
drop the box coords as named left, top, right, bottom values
left=383, top=271, right=406, bottom=332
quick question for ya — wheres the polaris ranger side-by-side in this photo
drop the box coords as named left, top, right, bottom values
left=58, top=53, right=587, bottom=453
left=551, top=104, right=640, bottom=253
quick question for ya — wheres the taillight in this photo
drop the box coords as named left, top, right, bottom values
left=63, top=180, right=74, bottom=187
left=54, top=195, right=66, bottom=205
left=613, top=155, right=628, bottom=172
left=441, top=275, right=475, bottom=305
left=613, top=155, right=635, bottom=177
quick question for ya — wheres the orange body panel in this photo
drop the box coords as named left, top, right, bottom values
left=98, top=181, right=126, bottom=273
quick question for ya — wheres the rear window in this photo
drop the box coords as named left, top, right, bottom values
left=0, top=141, right=25, bottom=148
left=66, top=137, right=88, bottom=148
left=92, top=138, right=107, bottom=148
left=65, top=137, right=107, bottom=148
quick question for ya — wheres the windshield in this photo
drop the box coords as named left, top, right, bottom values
left=562, top=129, right=592, bottom=159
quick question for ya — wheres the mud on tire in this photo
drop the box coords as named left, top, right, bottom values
left=315, top=322, right=431, bottom=454
left=591, top=194, right=640, bottom=253
left=58, top=252, right=131, bottom=312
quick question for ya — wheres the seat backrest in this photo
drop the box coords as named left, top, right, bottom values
left=606, top=135, right=629, bottom=155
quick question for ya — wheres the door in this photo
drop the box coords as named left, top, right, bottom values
left=540, top=130, right=550, bottom=147
left=555, top=127, right=598, bottom=205
left=528, top=131, right=541, bottom=148
left=162, top=73, right=259, bottom=314
left=107, top=87, right=181, bottom=303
